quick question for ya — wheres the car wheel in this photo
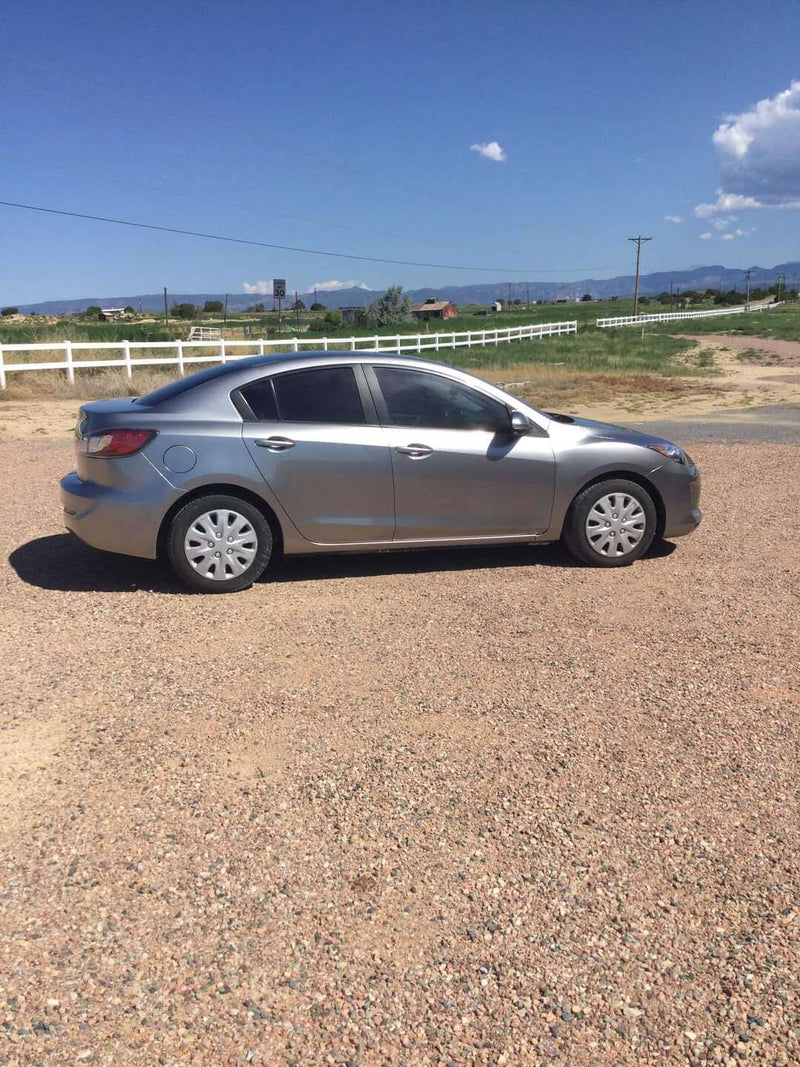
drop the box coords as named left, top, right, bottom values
left=166, top=494, right=273, bottom=592
left=563, top=479, right=656, bottom=567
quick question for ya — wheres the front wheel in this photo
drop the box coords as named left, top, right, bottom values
left=563, top=479, right=656, bottom=567
left=166, top=494, right=273, bottom=592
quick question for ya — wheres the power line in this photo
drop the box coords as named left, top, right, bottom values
left=0, top=199, right=626, bottom=276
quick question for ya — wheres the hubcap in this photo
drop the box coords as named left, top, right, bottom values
left=585, top=492, right=646, bottom=557
left=184, top=509, right=257, bottom=580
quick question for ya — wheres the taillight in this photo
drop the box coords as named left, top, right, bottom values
left=83, top=429, right=156, bottom=457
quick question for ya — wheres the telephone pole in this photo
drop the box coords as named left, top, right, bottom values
left=745, top=269, right=753, bottom=310
left=163, top=287, right=169, bottom=329
left=628, top=236, right=652, bottom=318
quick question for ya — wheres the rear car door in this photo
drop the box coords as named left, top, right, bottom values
left=366, top=364, right=555, bottom=540
left=240, top=364, right=395, bottom=544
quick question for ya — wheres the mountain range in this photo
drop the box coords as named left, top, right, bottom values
left=11, top=262, right=797, bottom=315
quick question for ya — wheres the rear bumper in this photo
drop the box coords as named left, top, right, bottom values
left=60, top=469, right=181, bottom=560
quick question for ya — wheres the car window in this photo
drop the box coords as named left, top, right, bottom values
left=373, top=366, right=509, bottom=431
left=239, top=378, right=278, bottom=421
left=272, top=366, right=365, bottom=424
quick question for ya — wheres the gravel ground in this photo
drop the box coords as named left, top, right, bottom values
left=1, top=436, right=798, bottom=1066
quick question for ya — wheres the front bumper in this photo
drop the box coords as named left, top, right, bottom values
left=658, top=464, right=702, bottom=539
left=60, top=468, right=181, bottom=560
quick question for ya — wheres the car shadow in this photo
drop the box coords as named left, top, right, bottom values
left=8, top=533, right=676, bottom=594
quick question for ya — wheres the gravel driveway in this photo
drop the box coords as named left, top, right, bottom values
left=1, top=435, right=798, bottom=1065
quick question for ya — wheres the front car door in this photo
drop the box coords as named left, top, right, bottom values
left=239, top=363, right=395, bottom=544
left=366, top=364, right=555, bottom=540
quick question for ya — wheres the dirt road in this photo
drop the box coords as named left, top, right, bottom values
left=1, top=429, right=798, bottom=1065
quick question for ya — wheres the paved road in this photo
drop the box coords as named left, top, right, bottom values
left=628, top=404, right=800, bottom=444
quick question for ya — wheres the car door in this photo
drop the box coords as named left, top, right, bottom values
left=240, top=364, right=395, bottom=544
left=366, top=364, right=555, bottom=540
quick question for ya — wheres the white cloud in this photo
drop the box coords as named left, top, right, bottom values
left=699, top=232, right=713, bottom=240
left=711, top=217, right=733, bottom=230
left=243, top=280, right=273, bottom=294
left=664, top=214, right=684, bottom=223
left=721, top=233, right=735, bottom=241
left=694, top=191, right=762, bottom=217
left=695, top=81, right=800, bottom=215
left=470, top=141, right=507, bottom=162
left=308, top=279, right=371, bottom=292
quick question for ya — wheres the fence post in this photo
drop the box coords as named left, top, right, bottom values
left=373, top=334, right=379, bottom=350
left=434, top=332, right=440, bottom=352
left=349, top=336, right=356, bottom=351
left=322, top=337, right=328, bottom=351
left=220, top=340, right=226, bottom=364
left=176, top=340, right=185, bottom=375
left=258, top=340, right=265, bottom=355
left=416, top=334, right=421, bottom=353
left=293, top=338, right=299, bottom=352
left=395, top=334, right=400, bottom=353
left=0, top=344, right=5, bottom=390
left=64, top=341, right=74, bottom=383
left=123, top=340, right=132, bottom=379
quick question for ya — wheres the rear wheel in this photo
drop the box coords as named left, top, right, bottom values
left=167, top=494, right=273, bottom=592
left=563, top=479, right=656, bottom=567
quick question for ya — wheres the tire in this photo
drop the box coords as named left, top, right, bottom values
left=166, top=494, right=273, bottom=592
left=562, top=479, right=656, bottom=567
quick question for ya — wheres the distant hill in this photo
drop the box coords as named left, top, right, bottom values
left=13, top=262, right=796, bottom=315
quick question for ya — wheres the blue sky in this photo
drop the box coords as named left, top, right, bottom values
left=2, top=0, right=799, bottom=303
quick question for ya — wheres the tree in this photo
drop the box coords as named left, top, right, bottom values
left=310, top=302, right=326, bottom=311
left=321, top=309, right=343, bottom=329
left=292, top=298, right=306, bottom=311
left=1, top=306, right=19, bottom=316
left=580, top=293, right=593, bottom=302
left=364, top=285, right=413, bottom=328
left=84, top=305, right=102, bottom=318
left=203, top=300, right=224, bottom=314
left=254, top=302, right=265, bottom=313
left=123, top=305, right=135, bottom=314
left=171, top=302, right=200, bottom=320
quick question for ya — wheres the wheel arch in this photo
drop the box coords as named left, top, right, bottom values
left=156, top=483, right=285, bottom=559
left=563, top=470, right=666, bottom=540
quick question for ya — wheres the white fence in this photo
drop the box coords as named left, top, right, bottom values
left=0, top=320, right=577, bottom=388
left=596, top=301, right=780, bottom=329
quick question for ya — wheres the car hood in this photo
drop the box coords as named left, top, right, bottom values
left=544, top=412, right=676, bottom=449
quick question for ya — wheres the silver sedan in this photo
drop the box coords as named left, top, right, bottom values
left=60, top=352, right=701, bottom=592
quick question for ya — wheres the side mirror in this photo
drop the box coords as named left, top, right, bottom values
left=509, top=410, right=530, bottom=436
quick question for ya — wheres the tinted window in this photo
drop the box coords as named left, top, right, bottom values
left=273, top=366, right=365, bottom=424
left=137, top=361, right=245, bottom=406
left=373, top=367, right=509, bottom=431
left=240, top=378, right=278, bottom=420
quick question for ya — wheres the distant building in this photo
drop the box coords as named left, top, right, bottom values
left=412, top=299, right=458, bottom=321
left=491, top=300, right=503, bottom=312
left=99, top=307, right=126, bottom=320
left=340, top=306, right=364, bottom=323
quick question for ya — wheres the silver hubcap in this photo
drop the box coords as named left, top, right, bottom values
left=184, top=509, right=258, bottom=581
left=585, top=492, right=646, bottom=557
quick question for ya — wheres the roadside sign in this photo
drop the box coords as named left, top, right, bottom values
left=273, top=279, right=286, bottom=300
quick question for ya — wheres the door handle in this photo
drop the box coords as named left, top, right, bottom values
left=395, top=443, right=433, bottom=458
left=254, top=436, right=296, bottom=451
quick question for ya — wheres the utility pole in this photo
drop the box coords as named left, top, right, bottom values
left=223, top=293, right=229, bottom=331
left=745, top=269, right=753, bottom=310
left=776, top=272, right=785, bottom=303
left=628, top=236, right=652, bottom=318
left=163, top=287, right=169, bottom=330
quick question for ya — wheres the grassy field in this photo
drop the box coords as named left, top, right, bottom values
left=649, top=300, right=800, bottom=341
left=2, top=300, right=796, bottom=408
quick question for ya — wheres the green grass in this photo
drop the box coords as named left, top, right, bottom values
left=649, top=300, right=800, bottom=341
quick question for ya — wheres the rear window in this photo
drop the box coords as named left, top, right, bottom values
left=136, top=362, right=242, bottom=406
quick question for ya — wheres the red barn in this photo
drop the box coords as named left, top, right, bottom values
left=412, top=299, right=458, bottom=321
